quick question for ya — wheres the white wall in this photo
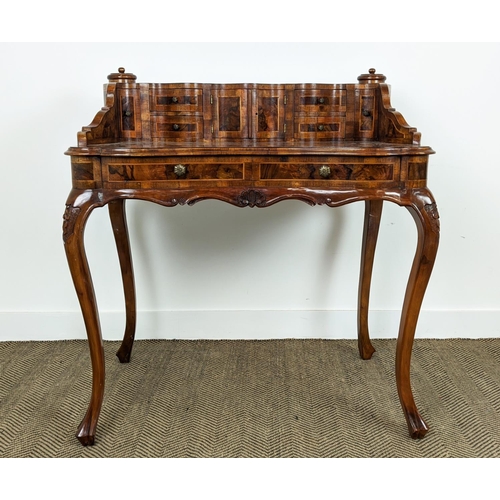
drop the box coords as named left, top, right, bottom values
left=1, top=42, right=499, bottom=341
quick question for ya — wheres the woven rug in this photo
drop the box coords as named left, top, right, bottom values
left=1, top=338, right=499, bottom=458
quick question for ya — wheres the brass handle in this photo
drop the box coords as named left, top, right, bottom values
left=317, top=124, right=325, bottom=131
left=318, top=97, right=325, bottom=104
left=172, top=123, right=180, bottom=131
left=124, top=110, right=132, bottom=117
left=362, top=109, right=371, bottom=117
left=171, top=97, right=178, bottom=103
left=319, top=165, right=331, bottom=178
left=174, top=164, right=186, bottom=177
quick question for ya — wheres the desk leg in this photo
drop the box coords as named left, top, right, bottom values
left=63, top=192, right=104, bottom=446
left=397, top=189, right=440, bottom=439
left=357, top=199, right=383, bottom=360
left=109, top=200, right=137, bottom=363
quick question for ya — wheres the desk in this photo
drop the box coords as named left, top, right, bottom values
left=64, top=68, right=439, bottom=446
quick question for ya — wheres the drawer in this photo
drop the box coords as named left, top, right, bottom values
left=259, top=159, right=396, bottom=181
left=295, top=89, right=347, bottom=114
left=149, top=87, right=203, bottom=113
left=295, top=116, right=346, bottom=139
left=151, top=115, right=203, bottom=140
left=104, top=159, right=244, bottom=184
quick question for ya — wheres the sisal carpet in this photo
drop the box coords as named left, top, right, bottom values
left=1, top=338, right=499, bottom=458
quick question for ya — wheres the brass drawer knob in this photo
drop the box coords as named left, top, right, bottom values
left=174, top=164, right=186, bottom=177
left=172, top=123, right=181, bottom=131
left=171, top=96, right=178, bottom=103
left=319, top=165, right=331, bottom=178
left=317, top=124, right=325, bottom=131
left=318, top=97, right=325, bottom=104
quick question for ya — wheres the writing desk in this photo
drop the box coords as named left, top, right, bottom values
left=64, top=68, right=439, bottom=446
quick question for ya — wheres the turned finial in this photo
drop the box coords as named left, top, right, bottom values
left=107, top=67, right=137, bottom=83
left=357, top=68, right=387, bottom=83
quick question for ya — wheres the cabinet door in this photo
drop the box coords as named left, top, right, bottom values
left=212, top=88, right=249, bottom=139
left=252, top=87, right=286, bottom=140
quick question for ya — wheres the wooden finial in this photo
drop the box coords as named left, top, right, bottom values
left=107, top=67, right=137, bottom=82
left=357, top=68, right=387, bottom=83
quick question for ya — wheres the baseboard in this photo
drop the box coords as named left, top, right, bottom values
left=1, top=310, right=499, bottom=341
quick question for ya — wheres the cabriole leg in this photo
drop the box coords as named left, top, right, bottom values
left=109, top=199, right=137, bottom=363
left=397, top=188, right=440, bottom=439
left=63, top=190, right=105, bottom=446
left=357, top=199, right=383, bottom=360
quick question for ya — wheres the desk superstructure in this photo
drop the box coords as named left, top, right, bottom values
left=64, top=68, right=439, bottom=445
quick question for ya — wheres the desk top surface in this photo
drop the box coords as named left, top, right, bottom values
left=67, top=140, right=434, bottom=157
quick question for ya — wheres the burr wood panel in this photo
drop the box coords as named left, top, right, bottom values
left=103, top=158, right=245, bottom=187
left=253, top=88, right=286, bottom=140
left=213, top=89, right=249, bottom=139
left=259, top=159, right=396, bottom=181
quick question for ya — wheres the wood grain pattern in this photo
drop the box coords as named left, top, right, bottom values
left=259, top=162, right=394, bottom=181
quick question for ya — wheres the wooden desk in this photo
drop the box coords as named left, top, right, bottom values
left=64, top=68, right=439, bottom=446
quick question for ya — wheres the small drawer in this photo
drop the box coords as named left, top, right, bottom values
left=151, top=115, right=203, bottom=140
left=295, top=89, right=347, bottom=114
left=295, top=117, right=346, bottom=139
left=150, top=87, right=203, bottom=113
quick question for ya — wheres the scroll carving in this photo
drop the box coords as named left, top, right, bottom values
left=424, top=202, right=440, bottom=232
left=237, top=189, right=267, bottom=207
left=62, top=205, right=81, bottom=242
left=377, top=83, right=420, bottom=145
left=169, top=197, right=188, bottom=206
left=77, top=83, right=119, bottom=147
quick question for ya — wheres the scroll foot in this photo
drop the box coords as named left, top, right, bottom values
left=76, top=416, right=96, bottom=446
left=406, top=411, right=429, bottom=439
left=359, top=342, right=376, bottom=361
left=116, top=346, right=132, bottom=364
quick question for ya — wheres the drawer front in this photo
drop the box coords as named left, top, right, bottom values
left=259, top=158, right=396, bottom=182
left=295, top=117, right=346, bottom=139
left=149, top=87, right=203, bottom=113
left=151, top=115, right=203, bottom=140
left=295, top=89, right=347, bottom=114
left=103, top=159, right=244, bottom=185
